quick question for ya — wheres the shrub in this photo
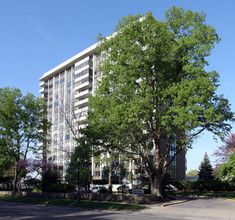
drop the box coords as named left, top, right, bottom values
left=99, top=187, right=108, bottom=194
left=117, top=185, right=129, bottom=193
left=172, top=180, right=235, bottom=192
left=31, top=186, right=42, bottom=192
left=92, top=179, right=108, bottom=185
left=46, top=183, right=75, bottom=193
left=41, top=170, right=61, bottom=192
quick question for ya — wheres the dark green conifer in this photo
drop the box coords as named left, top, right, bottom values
left=198, top=153, right=214, bottom=180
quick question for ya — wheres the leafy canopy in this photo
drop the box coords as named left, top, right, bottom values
left=91, top=7, right=233, bottom=156
left=87, top=7, right=234, bottom=195
left=0, top=87, right=49, bottom=162
left=0, top=87, right=50, bottom=191
left=65, top=137, right=92, bottom=186
left=217, top=152, right=235, bottom=180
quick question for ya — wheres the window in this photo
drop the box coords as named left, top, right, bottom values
left=93, top=171, right=100, bottom=177
left=67, top=81, right=71, bottom=88
left=67, top=74, right=71, bottom=81
left=74, top=69, right=89, bottom=79
left=67, top=89, right=71, bottom=94
left=55, top=80, right=59, bottom=86
left=54, top=102, right=59, bottom=107
left=65, top=134, right=70, bottom=140
left=75, top=60, right=89, bottom=71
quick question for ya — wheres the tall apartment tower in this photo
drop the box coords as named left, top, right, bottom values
left=39, top=44, right=99, bottom=179
left=39, top=43, right=186, bottom=181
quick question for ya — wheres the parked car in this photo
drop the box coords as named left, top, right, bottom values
left=91, top=186, right=107, bottom=194
left=91, top=186, right=101, bottom=193
left=75, top=187, right=85, bottom=194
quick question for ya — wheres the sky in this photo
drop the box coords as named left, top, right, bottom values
left=0, top=0, right=234, bottom=172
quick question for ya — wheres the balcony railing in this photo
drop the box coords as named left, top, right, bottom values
left=39, top=81, right=48, bottom=87
left=74, top=106, right=89, bottom=115
left=74, top=89, right=92, bottom=99
left=74, top=98, right=89, bottom=107
left=39, top=88, right=48, bottom=94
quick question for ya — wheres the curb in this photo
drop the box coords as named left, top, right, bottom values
left=161, top=199, right=189, bottom=207
left=179, top=195, right=235, bottom=202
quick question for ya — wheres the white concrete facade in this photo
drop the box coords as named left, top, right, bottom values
left=39, top=44, right=98, bottom=178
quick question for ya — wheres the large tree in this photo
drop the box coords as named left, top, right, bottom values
left=87, top=7, right=234, bottom=196
left=198, top=153, right=214, bottom=180
left=0, top=87, right=49, bottom=192
left=65, top=138, right=92, bottom=191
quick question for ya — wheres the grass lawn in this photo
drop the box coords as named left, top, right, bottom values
left=176, top=191, right=235, bottom=200
left=0, top=195, right=149, bottom=211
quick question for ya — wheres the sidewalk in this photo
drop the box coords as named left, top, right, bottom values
left=142, top=196, right=235, bottom=220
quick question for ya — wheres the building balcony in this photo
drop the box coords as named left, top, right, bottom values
left=74, top=72, right=89, bottom=83
left=78, top=124, right=87, bottom=130
left=75, top=115, right=88, bottom=124
left=38, top=142, right=43, bottom=147
left=39, top=88, right=48, bottom=94
left=74, top=89, right=92, bottom=99
left=74, top=98, right=89, bottom=107
left=74, top=81, right=92, bottom=91
left=39, top=81, right=48, bottom=87
left=74, top=106, right=89, bottom=115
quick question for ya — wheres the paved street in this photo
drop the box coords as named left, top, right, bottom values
left=0, top=197, right=235, bottom=220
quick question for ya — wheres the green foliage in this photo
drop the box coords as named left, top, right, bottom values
left=186, top=170, right=199, bottom=177
left=173, top=179, right=235, bottom=192
left=41, top=169, right=61, bottom=192
left=88, top=7, right=234, bottom=196
left=198, top=153, right=214, bottom=180
left=217, top=152, right=235, bottom=180
left=176, top=191, right=235, bottom=200
left=0, top=87, right=50, bottom=191
left=92, top=179, right=108, bottom=185
left=65, top=138, right=92, bottom=186
left=0, top=164, right=14, bottom=190
left=98, top=187, right=109, bottom=194
left=0, top=196, right=149, bottom=210
left=31, top=186, right=42, bottom=193
left=46, top=183, right=75, bottom=193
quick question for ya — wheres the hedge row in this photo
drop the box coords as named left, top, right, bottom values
left=173, top=180, right=235, bottom=192
left=46, top=184, right=75, bottom=193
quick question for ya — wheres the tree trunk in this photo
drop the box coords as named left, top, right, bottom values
left=13, top=161, right=22, bottom=193
left=13, top=166, right=19, bottom=192
left=149, top=173, right=163, bottom=197
left=108, top=164, right=113, bottom=194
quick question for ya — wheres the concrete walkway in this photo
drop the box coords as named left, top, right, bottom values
left=143, top=196, right=235, bottom=220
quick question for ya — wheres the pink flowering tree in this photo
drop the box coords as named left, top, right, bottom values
left=15, top=159, right=50, bottom=190
left=213, top=132, right=235, bottom=175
